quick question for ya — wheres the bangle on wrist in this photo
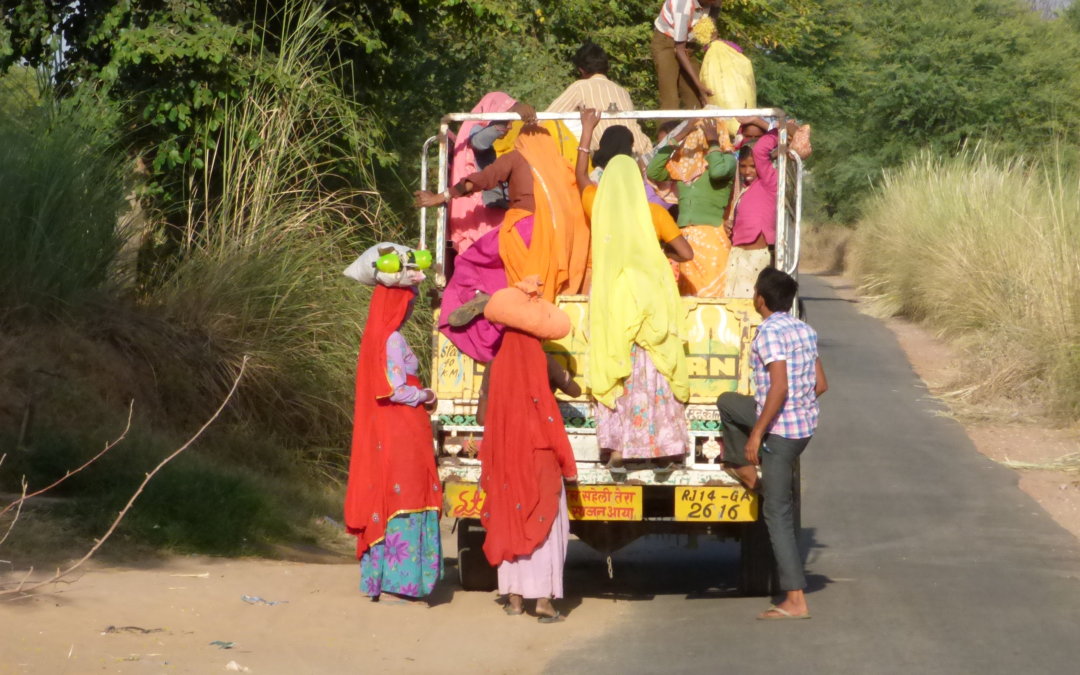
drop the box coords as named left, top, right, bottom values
left=440, top=190, right=451, bottom=202
left=577, top=145, right=591, bottom=154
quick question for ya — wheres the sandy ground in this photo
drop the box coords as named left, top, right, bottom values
left=0, top=530, right=623, bottom=675
left=818, top=275, right=1080, bottom=541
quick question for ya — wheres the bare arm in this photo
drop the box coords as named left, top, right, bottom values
left=814, top=357, right=828, bottom=397
left=475, top=367, right=492, bottom=426
left=664, top=235, right=694, bottom=262
left=745, top=360, right=788, bottom=465
left=575, top=109, right=601, bottom=195
left=546, top=354, right=582, bottom=398
left=414, top=152, right=515, bottom=207
left=674, top=42, right=711, bottom=106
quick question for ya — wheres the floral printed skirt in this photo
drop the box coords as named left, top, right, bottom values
left=359, top=510, right=442, bottom=598
left=596, top=345, right=690, bottom=460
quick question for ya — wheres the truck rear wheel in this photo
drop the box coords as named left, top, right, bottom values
left=456, top=519, right=497, bottom=591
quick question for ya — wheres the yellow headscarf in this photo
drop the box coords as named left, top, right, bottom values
left=493, top=120, right=581, bottom=168
left=587, top=155, right=689, bottom=408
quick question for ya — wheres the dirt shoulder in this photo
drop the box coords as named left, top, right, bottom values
left=816, top=274, right=1080, bottom=541
left=0, top=527, right=619, bottom=674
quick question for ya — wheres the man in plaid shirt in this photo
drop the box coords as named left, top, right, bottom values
left=717, top=267, right=828, bottom=620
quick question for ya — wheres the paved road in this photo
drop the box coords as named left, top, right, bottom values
left=547, top=275, right=1080, bottom=675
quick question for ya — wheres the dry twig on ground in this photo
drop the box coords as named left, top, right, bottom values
left=1003, top=452, right=1080, bottom=475
left=0, top=357, right=249, bottom=599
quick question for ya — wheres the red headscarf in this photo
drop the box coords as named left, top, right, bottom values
left=344, top=285, right=442, bottom=558
left=478, top=330, right=577, bottom=566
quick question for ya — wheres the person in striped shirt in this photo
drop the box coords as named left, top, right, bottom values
left=546, top=42, right=652, bottom=157
left=651, top=0, right=721, bottom=110
left=717, top=266, right=828, bottom=620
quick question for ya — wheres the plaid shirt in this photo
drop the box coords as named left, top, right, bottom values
left=752, top=312, right=820, bottom=439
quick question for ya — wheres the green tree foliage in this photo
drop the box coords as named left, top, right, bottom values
left=754, top=0, right=1080, bottom=220
left=2, top=1, right=820, bottom=225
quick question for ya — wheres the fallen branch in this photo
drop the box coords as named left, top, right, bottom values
left=1002, top=451, right=1080, bottom=475
left=0, top=356, right=249, bottom=598
left=0, top=478, right=28, bottom=549
left=0, top=402, right=135, bottom=519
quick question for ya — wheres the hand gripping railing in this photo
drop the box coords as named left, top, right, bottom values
left=419, top=108, right=797, bottom=286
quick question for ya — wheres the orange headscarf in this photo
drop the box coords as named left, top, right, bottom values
left=498, top=129, right=590, bottom=302
left=666, top=123, right=733, bottom=184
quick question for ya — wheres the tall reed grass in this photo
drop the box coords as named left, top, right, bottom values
left=1, top=2, right=417, bottom=555
left=0, top=81, right=125, bottom=312
left=146, top=0, right=411, bottom=452
left=850, top=148, right=1080, bottom=421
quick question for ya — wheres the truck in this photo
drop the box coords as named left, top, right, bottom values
left=417, top=107, right=804, bottom=596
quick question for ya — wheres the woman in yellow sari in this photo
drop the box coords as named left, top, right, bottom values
left=589, top=155, right=690, bottom=470
left=692, top=16, right=757, bottom=137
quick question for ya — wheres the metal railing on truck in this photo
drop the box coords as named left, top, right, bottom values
left=417, top=107, right=803, bottom=283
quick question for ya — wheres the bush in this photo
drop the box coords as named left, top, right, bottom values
left=850, top=147, right=1080, bottom=420
left=0, top=81, right=125, bottom=311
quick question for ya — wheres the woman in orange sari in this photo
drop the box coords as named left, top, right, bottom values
left=415, top=126, right=589, bottom=360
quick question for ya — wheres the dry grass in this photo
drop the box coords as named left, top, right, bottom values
left=799, top=223, right=853, bottom=276
left=850, top=148, right=1080, bottom=422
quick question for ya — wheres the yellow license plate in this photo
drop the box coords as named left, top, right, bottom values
left=443, top=483, right=643, bottom=521
left=674, top=486, right=758, bottom=522
left=566, top=485, right=642, bottom=521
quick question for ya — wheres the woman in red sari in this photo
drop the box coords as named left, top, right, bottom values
left=478, top=325, right=578, bottom=622
left=344, top=282, right=443, bottom=605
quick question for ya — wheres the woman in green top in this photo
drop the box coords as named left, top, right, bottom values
left=645, top=119, right=736, bottom=297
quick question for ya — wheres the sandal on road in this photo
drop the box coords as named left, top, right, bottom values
left=537, top=610, right=565, bottom=624
left=503, top=604, right=525, bottom=616
left=757, top=605, right=810, bottom=621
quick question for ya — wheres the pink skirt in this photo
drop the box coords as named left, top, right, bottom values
left=497, top=488, right=569, bottom=599
left=596, top=345, right=690, bottom=459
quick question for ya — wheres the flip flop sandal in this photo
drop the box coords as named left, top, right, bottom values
left=722, top=465, right=759, bottom=492
left=652, top=464, right=675, bottom=480
left=607, top=466, right=628, bottom=482
left=448, top=292, right=491, bottom=327
left=503, top=605, right=525, bottom=616
left=537, top=610, right=565, bottom=624
left=757, top=605, right=810, bottom=621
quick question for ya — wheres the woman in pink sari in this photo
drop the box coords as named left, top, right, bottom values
left=449, top=92, right=527, bottom=253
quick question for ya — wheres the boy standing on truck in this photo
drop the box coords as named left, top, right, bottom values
left=717, top=267, right=827, bottom=620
